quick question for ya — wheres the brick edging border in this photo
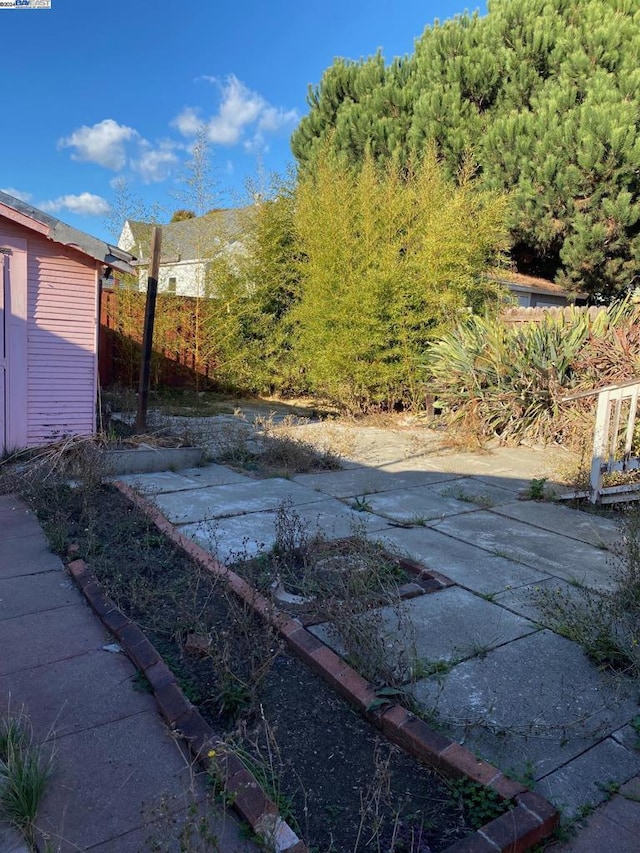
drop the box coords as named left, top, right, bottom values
left=66, top=556, right=306, bottom=853
left=108, top=482, right=559, bottom=852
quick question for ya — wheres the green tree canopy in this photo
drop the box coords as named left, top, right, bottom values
left=291, top=150, right=509, bottom=410
left=291, top=0, right=640, bottom=300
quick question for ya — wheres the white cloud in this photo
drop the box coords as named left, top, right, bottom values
left=172, top=107, right=204, bottom=137
left=40, top=193, right=111, bottom=216
left=1, top=187, right=33, bottom=202
left=131, top=140, right=181, bottom=183
left=59, top=119, right=139, bottom=170
left=173, top=75, right=299, bottom=148
left=258, top=106, right=299, bottom=133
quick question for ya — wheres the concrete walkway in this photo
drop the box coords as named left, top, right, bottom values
left=119, top=430, right=640, bottom=844
left=0, top=494, right=257, bottom=853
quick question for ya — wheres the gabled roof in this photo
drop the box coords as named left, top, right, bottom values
left=0, top=191, right=135, bottom=274
left=489, top=269, right=587, bottom=299
left=121, top=208, right=249, bottom=264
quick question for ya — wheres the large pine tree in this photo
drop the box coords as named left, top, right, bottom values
left=291, top=0, right=640, bottom=300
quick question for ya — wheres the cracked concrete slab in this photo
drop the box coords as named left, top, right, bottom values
left=430, top=510, right=615, bottom=590
left=361, top=485, right=481, bottom=524
left=537, top=737, right=640, bottom=819
left=412, top=630, right=639, bottom=784
left=310, top=585, right=538, bottom=667
left=151, top=478, right=325, bottom=524
left=491, top=501, right=621, bottom=550
left=373, top=525, right=551, bottom=594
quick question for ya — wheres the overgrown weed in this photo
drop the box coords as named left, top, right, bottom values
left=535, top=508, right=640, bottom=676
left=0, top=706, right=54, bottom=850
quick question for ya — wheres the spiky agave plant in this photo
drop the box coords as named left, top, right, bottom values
left=426, top=300, right=638, bottom=446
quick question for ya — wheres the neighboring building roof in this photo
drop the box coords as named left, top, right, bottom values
left=0, top=191, right=135, bottom=275
left=488, top=269, right=587, bottom=300
left=120, top=208, right=249, bottom=265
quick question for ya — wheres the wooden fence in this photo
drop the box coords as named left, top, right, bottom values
left=501, top=305, right=605, bottom=325
left=99, top=290, right=217, bottom=389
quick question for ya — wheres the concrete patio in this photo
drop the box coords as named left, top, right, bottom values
left=0, top=494, right=258, bottom=853
left=119, top=434, right=640, bottom=826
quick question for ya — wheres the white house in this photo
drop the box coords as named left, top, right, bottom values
left=117, top=209, right=248, bottom=297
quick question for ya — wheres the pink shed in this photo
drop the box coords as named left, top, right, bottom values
left=0, top=192, right=134, bottom=451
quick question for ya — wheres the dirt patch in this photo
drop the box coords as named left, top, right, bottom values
left=26, top=481, right=483, bottom=852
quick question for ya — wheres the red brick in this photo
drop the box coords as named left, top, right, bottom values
left=227, top=768, right=276, bottom=829
left=441, top=743, right=502, bottom=785
left=286, top=627, right=323, bottom=659
left=144, top=659, right=174, bottom=690
left=333, top=669, right=377, bottom=712
left=67, top=559, right=90, bottom=587
left=481, top=803, right=555, bottom=853
left=388, top=715, right=452, bottom=769
left=307, top=644, right=345, bottom=678
left=176, top=710, right=218, bottom=760
left=380, top=703, right=413, bottom=733
left=83, top=584, right=112, bottom=617
left=128, top=637, right=160, bottom=672
left=81, top=580, right=102, bottom=605
left=218, top=751, right=246, bottom=783
left=441, top=832, right=500, bottom=853
left=488, top=775, right=528, bottom=802
left=515, top=791, right=558, bottom=827
left=155, top=681, right=192, bottom=726
left=100, top=608, right=130, bottom=635
left=115, top=621, right=147, bottom=650
left=271, top=611, right=300, bottom=638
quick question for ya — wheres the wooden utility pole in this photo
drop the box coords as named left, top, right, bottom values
left=135, top=226, right=162, bottom=433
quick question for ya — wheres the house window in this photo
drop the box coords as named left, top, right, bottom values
left=167, top=276, right=177, bottom=295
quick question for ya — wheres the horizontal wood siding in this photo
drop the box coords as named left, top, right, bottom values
left=1, top=220, right=98, bottom=445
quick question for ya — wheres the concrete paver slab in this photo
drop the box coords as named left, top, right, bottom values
left=413, top=630, right=638, bottom=783
left=493, top=578, right=585, bottom=624
left=181, top=497, right=392, bottom=565
left=117, top=465, right=250, bottom=495
left=0, top=571, right=77, bottom=621
left=87, top=803, right=255, bottom=853
left=362, top=485, right=480, bottom=524
left=0, top=649, right=152, bottom=740
left=373, top=526, right=552, bottom=595
left=431, top=510, right=615, bottom=590
left=152, top=478, right=325, bottom=524
left=434, top=477, right=522, bottom=507
left=182, top=463, right=251, bottom=487
left=491, top=501, right=621, bottom=550
left=310, top=585, right=538, bottom=667
left=180, top=512, right=277, bottom=564
left=0, top=541, right=61, bottom=579
left=116, top=471, right=213, bottom=494
left=0, top=604, right=108, bottom=676
left=537, top=737, right=640, bottom=819
left=292, top=467, right=458, bottom=498
left=36, top=711, right=196, bottom=851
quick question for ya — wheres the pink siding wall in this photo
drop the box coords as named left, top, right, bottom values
left=0, top=219, right=98, bottom=447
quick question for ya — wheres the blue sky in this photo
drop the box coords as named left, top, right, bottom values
left=1, top=0, right=485, bottom=242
